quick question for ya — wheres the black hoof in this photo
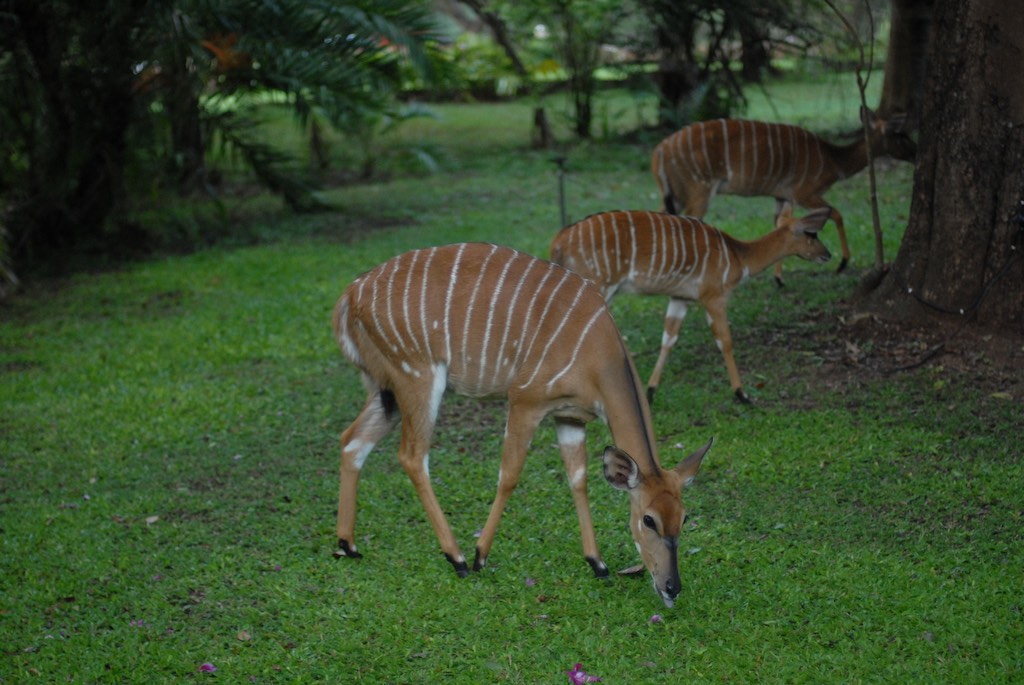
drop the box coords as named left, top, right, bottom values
left=837, top=257, right=849, bottom=273
left=335, top=539, right=362, bottom=559
left=774, top=275, right=786, bottom=288
left=735, top=388, right=752, bottom=404
left=646, top=387, right=656, bottom=404
left=472, top=548, right=486, bottom=572
left=445, top=553, right=470, bottom=578
left=586, top=556, right=610, bottom=578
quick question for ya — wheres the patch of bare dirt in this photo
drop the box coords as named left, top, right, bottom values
left=809, top=302, right=1024, bottom=402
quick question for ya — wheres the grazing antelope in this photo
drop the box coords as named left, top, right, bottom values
left=333, top=243, right=712, bottom=607
left=550, top=205, right=832, bottom=403
left=651, top=107, right=914, bottom=280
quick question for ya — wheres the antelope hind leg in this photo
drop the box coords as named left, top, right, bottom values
left=335, top=389, right=400, bottom=559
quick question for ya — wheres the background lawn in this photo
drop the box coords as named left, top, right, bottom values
left=2, top=74, right=1022, bottom=683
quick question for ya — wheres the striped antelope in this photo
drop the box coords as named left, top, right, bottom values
left=332, top=243, right=713, bottom=607
left=550, top=205, right=832, bottom=403
left=651, top=107, right=914, bottom=281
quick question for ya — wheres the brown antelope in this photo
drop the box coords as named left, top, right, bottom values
left=650, top=107, right=914, bottom=281
left=550, top=205, right=832, bottom=403
left=332, top=243, right=713, bottom=607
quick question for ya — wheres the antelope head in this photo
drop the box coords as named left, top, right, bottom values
left=861, top=106, right=917, bottom=162
left=603, top=438, right=713, bottom=607
left=776, top=203, right=834, bottom=264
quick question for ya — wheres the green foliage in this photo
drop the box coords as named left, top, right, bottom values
left=2, top=81, right=1021, bottom=682
left=442, top=33, right=524, bottom=100
left=0, top=0, right=451, bottom=277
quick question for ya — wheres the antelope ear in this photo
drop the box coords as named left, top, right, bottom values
left=794, top=206, right=832, bottom=235
left=603, top=447, right=640, bottom=491
left=674, top=437, right=713, bottom=487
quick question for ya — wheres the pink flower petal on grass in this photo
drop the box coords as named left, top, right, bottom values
left=198, top=663, right=217, bottom=673
left=524, top=577, right=537, bottom=587
left=567, top=662, right=602, bottom=683
left=650, top=613, right=663, bottom=624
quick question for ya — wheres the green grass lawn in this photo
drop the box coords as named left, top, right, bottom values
left=2, top=76, right=1022, bottom=683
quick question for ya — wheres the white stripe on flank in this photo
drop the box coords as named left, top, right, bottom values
left=598, top=215, right=611, bottom=278
left=696, top=225, right=712, bottom=284
left=593, top=215, right=606, bottom=276
left=687, top=127, right=702, bottom=182
left=685, top=219, right=697, bottom=274
left=516, top=269, right=572, bottom=377
left=803, top=128, right=814, bottom=183
left=545, top=303, right=604, bottom=391
left=658, top=214, right=669, bottom=284
left=401, top=249, right=422, bottom=353
left=369, top=263, right=397, bottom=354
left=677, top=217, right=689, bottom=275
left=384, top=254, right=407, bottom=354
left=494, top=256, right=535, bottom=380
left=716, top=228, right=733, bottom=284
left=645, top=214, right=657, bottom=281
left=419, top=247, right=437, bottom=357
left=442, top=244, right=467, bottom=362
left=520, top=274, right=585, bottom=387
left=460, top=245, right=500, bottom=379
left=478, top=251, right=517, bottom=389
left=510, top=263, right=558, bottom=369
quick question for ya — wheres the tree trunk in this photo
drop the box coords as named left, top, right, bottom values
left=865, top=0, right=1024, bottom=334
left=877, top=0, right=934, bottom=127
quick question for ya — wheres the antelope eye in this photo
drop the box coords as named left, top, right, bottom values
left=642, top=514, right=657, bottom=530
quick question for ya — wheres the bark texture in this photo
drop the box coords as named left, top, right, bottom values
left=866, top=0, right=1024, bottom=334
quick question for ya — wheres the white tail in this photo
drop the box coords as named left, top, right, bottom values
left=651, top=107, right=914, bottom=278
left=550, top=205, right=832, bottom=403
left=333, top=243, right=712, bottom=607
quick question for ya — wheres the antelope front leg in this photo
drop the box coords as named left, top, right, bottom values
left=829, top=206, right=849, bottom=272
left=555, top=420, right=608, bottom=578
left=773, top=199, right=788, bottom=287
left=473, top=404, right=544, bottom=572
left=335, top=391, right=399, bottom=559
left=704, top=298, right=749, bottom=403
left=396, top=411, right=470, bottom=577
left=646, top=298, right=688, bottom=404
